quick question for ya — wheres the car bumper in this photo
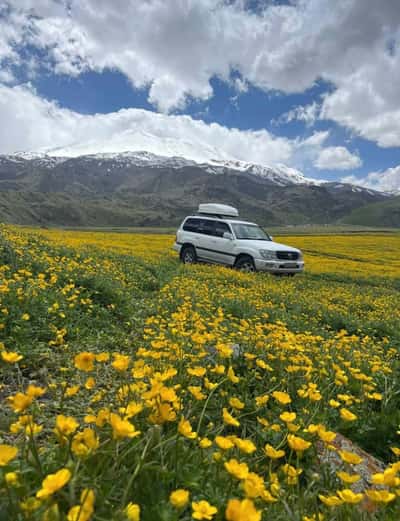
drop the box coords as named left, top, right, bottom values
left=254, top=259, right=305, bottom=273
left=173, top=242, right=181, bottom=253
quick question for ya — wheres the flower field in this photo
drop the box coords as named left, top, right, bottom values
left=1, top=225, right=400, bottom=521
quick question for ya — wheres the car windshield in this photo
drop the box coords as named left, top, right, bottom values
left=231, top=223, right=271, bottom=240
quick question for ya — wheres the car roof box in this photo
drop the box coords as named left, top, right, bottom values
left=198, top=203, right=239, bottom=218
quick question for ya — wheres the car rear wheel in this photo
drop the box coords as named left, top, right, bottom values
left=180, top=245, right=197, bottom=264
left=235, top=255, right=256, bottom=272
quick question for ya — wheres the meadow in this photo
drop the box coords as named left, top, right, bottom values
left=1, top=225, right=400, bottom=521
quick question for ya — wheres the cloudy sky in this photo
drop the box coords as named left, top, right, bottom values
left=1, top=0, right=400, bottom=191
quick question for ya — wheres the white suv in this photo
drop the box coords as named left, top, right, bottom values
left=173, top=204, right=304, bottom=275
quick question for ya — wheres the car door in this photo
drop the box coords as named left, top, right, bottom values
left=195, top=218, right=219, bottom=262
left=181, top=217, right=202, bottom=250
left=209, top=221, right=236, bottom=266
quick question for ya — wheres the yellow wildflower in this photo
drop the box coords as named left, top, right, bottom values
left=229, top=397, right=245, bottom=410
left=338, top=450, right=363, bottom=465
left=5, top=471, right=19, bottom=486
left=65, top=385, right=80, bottom=397
left=255, top=395, right=269, bottom=407
left=109, top=413, right=141, bottom=440
left=340, top=408, right=357, bottom=422
left=26, top=384, right=46, bottom=398
left=287, top=434, right=311, bottom=452
left=227, top=366, right=240, bottom=383
left=264, top=444, right=285, bottom=459
left=281, top=464, right=303, bottom=485
left=125, top=502, right=140, bottom=521
left=318, top=494, right=343, bottom=507
left=187, top=366, right=206, bottom=377
left=280, top=411, right=296, bottom=423
left=242, top=472, right=265, bottom=498
left=192, top=500, right=217, bottom=520
left=178, top=418, right=197, bottom=439
left=67, top=489, right=95, bottom=521
left=71, top=428, right=99, bottom=458
left=225, top=498, right=261, bottom=521
left=272, top=391, right=291, bottom=405
left=121, top=401, right=143, bottom=419
left=224, top=459, right=249, bottom=480
left=365, top=489, right=396, bottom=503
left=234, top=438, right=256, bottom=454
left=74, top=352, right=95, bottom=371
left=371, top=467, right=400, bottom=487
left=199, top=437, right=212, bottom=448
left=55, top=415, right=79, bottom=439
left=215, top=436, right=235, bottom=450
left=85, top=377, right=96, bottom=389
left=170, top=489, right=190, bottom=509
left=336, top=471, right=360, bottom=484
left=222, top=408, right=240, bottom=427
left=189, top=386, right=206, bottom=400
left=336, top=489, right=363, bottom=504
left=1, top=351, right=23, bottom=363
left=0, top=445, right=18, bottom=466
left=36, top=468, right=71, bottom=499
left=317, top=428, right=336, bottom=443
left=7, top=392, right=33, bottom=412
left=112, top=353, right=130, bottom=371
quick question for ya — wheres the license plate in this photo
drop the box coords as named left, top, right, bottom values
left=281, top=263, right=297, bottom=269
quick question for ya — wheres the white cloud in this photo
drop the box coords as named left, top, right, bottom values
left=233, top=77, right=248, bottom=94
left=0, top=83, right=295, bottom=165
left=320, top=53, right=400, bottom=147
left=282, top=102, right=321, bottom=126
left=1, top=0, right=400, bottom=157
left=0, top=83, right=341, bottom=174
left=0, top=67, right=15, bottom=83
left=0, top=0, right=399, bottom=133
left=315, top=146, right=362, bottom=170
left=343, top=166, right=400, bottom=193
left=301, top=130, right=330, bottom=148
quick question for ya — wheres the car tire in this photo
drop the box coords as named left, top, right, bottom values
left=235, top=255, right=256, bottom=272
left=180, top=245, right=197, bottom=264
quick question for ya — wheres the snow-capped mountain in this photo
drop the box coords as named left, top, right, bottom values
left=34, top=128, right=320, bottom=187
left=7, top=149, right=318, bottom=187
left=0, top=147, right=392, bottom=228
left=42, top=129, right=233, bottom=164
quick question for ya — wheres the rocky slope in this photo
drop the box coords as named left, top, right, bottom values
left=0, top=151, right=391, bottom=227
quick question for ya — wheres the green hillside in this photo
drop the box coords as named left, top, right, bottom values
left=341, top=196, right=400, bottom=227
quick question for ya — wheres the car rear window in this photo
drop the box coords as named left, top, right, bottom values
left=182, top=218, right=200, bottom=232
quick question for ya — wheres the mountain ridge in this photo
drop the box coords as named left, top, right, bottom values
left=0, top=150, right=394, bottom=227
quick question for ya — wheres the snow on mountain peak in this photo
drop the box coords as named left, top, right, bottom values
left=11, top=128, right=323, bottom=187
left=37, top=129, right=320, bottom=185
left=42, top=128, right=231, bottom=164
left=205, top=158, right=319, bottom=186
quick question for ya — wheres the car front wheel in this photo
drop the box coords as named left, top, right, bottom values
left=235, top=255, right=256, bottom=272
left=180, top=245, right=197, bottom=264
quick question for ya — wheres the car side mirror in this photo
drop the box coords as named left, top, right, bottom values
left=223, top=232, right=234, bottom=240
left=269, top=235, right=273, bottom=241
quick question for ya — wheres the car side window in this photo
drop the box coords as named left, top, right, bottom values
left=197, top=219, right=215, bottom=236
left=183, top=218, right=200, bottom=232
left=214, top=221, right=230, bottom=237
